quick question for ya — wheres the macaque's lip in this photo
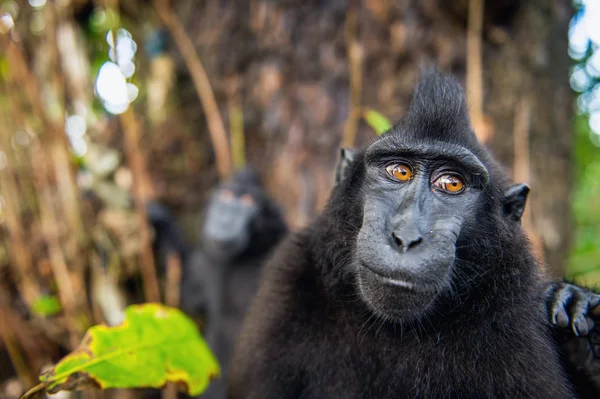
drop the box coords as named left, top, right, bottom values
left=359, top=262, right=440, bottom=294
left=380, top=276, right=416, bottom=290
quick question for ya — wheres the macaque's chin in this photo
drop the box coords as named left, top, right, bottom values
left=357, top=265, right=441, bottom=320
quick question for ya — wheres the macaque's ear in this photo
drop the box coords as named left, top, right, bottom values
left=502, top=183, right=530, bottom=223
left=340, top=148, right=357, bottom=165
left=334, top=148, right=358, bottom=186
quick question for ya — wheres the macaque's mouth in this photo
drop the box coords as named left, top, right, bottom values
left=358, top=261, right=441, bottom=294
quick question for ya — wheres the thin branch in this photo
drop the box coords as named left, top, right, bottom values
left=466, top=0, right=489, bottom=143
left=342, top=8, right=364, bottom=148
left=0, top=113, right=40, bottom=308
left=2, top=39, right=48, bottom=126
left=3, top=34, right=87, bottom=322
left=33, top=161, right=82, bottom=347
left=227, top=75, right=246, bottom=170
left=512, top=97, right=531, bottom=185
left=2, top=40, right=91, bottom=345
left=19, top=382, right=46, bottom=399
left=162, top=384, right=178, bottom=399
left=0, top=304, right=36, bottom=387
left=513, top=94, right=544, bottom=263
left=162, top=252, right=181, bottom=399
left=47, top=0, right=87, bottom=247
left=99, top=0, right=160, bottom=303
left=165, top=253, right=181, bottom=308
left=153, top=0, right=233, bottom=179
left=0, top=173, right=40, bottom=307
left=119, top=108, right=161, bottom=303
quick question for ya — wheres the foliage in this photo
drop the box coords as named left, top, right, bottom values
left=31, top=295, right=61, bottom=317
left=567, top=115, right=600, bottom=286
left=22, top=304, right=219, bottom=398
left=363, top=108, right=392, bottom=136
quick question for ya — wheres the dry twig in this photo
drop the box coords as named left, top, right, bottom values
left=513, top=95, right=544, bottom=263
left=3, top=36, right=89, bottom=337
left=162, top=253, right=182, bottom=399
left=466, top=0, right=492, bottom=143
left=165, top=253, right=182, bottom=308
left=0, top=301, right=35, bottom=387
left=119, top=108, right=161, bottom=303
left=0, top=111, right=40, bottom=308
left=153, top=0, right=233, bottom=179
left=342, top=8, right=364, bottom=148
left=227, top=75, right=246, bottom=170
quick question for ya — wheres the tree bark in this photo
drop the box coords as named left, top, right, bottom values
left=171, top=0, right=573, bottom=277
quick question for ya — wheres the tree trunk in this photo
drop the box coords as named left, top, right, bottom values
left=172, top=0, right=573, bottom=277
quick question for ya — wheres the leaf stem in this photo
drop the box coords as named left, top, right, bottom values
left=20, top=382, right=46, bottom=399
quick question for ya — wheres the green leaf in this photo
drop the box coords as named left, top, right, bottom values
left=0, top=56, right=9, bottom=81
left=363, top=108, right=392, bottom=136
left=26, top=304, right=219, bottom=397
left=31, top=295, right=62, bottom=317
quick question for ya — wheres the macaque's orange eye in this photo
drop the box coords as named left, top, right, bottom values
left=219, top=189, right=234, bottom=202
left=386, top=163, right=413, bottom=181
left=433, top=175, right=465, bottom=194
left=240, top=193, right=254, bottom=207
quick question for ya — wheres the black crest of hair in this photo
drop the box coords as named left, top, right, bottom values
left=403, top=71, right=474, bottom=142
left=180, top=166, right=288, bottom=399
left=229, top=71, right=575, bottom=398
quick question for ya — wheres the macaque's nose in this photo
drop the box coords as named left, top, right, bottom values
left=391, top=231, right=423, bottom=253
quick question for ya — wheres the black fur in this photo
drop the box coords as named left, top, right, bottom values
left=502, top=184, right=530, bottom=223
left=229, top=72, right=574, bottom=398
left=182, top=167, right=287, bottom=399
left=147, top=200, right=191, bottom=274
left=548, top=282, right=600, bottom=398
left=334, top=148, right=357, bottom=186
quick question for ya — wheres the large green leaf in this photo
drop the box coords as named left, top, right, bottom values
left=363, top=108, right=392, bottom=136
left=22, top=304, right=219, bottom=398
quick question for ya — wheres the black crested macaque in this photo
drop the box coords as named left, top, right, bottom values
left=229, top=72, right=575, bottom=398
left=335, top=149, right=600, bottom=397
left=182, top=167, right=287, bottom=399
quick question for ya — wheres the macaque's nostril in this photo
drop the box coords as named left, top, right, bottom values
left=391, top=232, right=403, bottom=248
left=407, top=237, right=423, bottom=250
left=391, top=232, right=423, bottom=252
